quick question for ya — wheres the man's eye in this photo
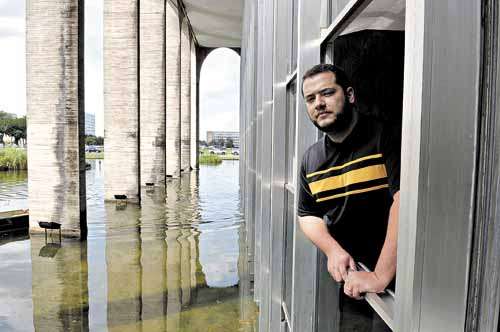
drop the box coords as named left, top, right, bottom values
left=322, top=89, right=335, bottom=96
left=306, top=97, right=315, bottom=103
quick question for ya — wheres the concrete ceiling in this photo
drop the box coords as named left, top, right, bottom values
left=182, top=0, right=243, bottom=48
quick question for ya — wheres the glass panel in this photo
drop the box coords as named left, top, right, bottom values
left=285, top=80, right=297, bottom=184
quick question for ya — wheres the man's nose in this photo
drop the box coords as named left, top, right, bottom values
left=314, top=95, right=326, bottom=110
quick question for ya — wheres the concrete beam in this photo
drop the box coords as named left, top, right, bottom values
left=104, top=0, right=140, bottom=203
left=180, top=18, right=192, bottom=171
left=26, top=0, right=87, bottom=238
left=140, top=0, right=166, bottom=186
left=165, top=1, right=182, bottom=178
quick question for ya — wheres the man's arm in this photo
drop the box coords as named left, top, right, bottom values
left=299, top=215, right=356, bottom=283
left=344, top=191, right=399, bottom=298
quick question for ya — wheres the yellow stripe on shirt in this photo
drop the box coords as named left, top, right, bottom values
left=308, top=164, right=388, bottom=195
left=306, top=153, right=383, bottom=178
left=316, top=184, right=389, bottom=202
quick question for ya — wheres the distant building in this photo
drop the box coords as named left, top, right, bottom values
left=207, top=131, right=239, bottom=147
left=85, top=113, right=95, bottom=136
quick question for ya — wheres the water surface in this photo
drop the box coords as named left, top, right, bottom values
left=0, top=160, right=257, bottom=332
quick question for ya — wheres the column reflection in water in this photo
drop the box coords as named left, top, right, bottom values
left=165, top=178, right=182, bottom=330
left=140, top=186, right=167, bottom=330
left=105, top=203, right=141, bottom=332
left=30, top=236, right=89, bottom=331
left=188, top=171, right=204, bottom=302
left=178, top=171, right=199, bottom=306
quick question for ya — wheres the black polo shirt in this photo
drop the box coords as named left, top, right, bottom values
left=298, top=112, right=400, bottom=270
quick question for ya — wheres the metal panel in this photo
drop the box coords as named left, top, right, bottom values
left=466, top=1, right=500, bottom=331
left=396, top=0, right=481, bottom=331
left=290, top=0, right=298, bottom=72
left=269, top=0, right=292, bottom=326
left=291, top=1, right=323, bottom=331
left=253, top=0, right=264, bottom=304
left=258, top=0, right=275, bottom=330
left=316, top=253, right=340, bottom=332
left=242, top=0, right=258, bottom=272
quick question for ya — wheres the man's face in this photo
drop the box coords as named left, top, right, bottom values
left=302, top=72, right=354, bottom=132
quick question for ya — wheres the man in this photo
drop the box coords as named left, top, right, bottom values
left=298, top=64, right=400, bottom=329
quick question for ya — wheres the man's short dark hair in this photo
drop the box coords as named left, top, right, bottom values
left=302, top=64, right=351, bottom=94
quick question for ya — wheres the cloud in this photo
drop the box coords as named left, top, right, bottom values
left=0, top=1, right=25, bottom=18
left=0, top=35, right=25, bottom=116
left=0, top=14, right=24, bottom=38
left=0, top=2, right=25, bottom=116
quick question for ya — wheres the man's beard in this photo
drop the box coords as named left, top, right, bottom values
left=312, top=102, right=353, bottom=134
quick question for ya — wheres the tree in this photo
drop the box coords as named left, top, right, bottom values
left=0, top=115, right=26, bottom=146
left=85, top=135, right=97, bottom=145
left=214, top=138, right=225, bottom=147
left=0, top=111, right=15, bottom=121
left=0, top=111, right=16, bottom=144
left=225, top=138, right=234, bottom=148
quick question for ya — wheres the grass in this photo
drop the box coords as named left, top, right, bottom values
left=0, top=147, right=27, bottom=171
left=85, top=152, right=104, bottom=159
left=219, top=154, right=239, bottom=160
left=199, top=154, right=223, bottom=165
left=199, top=147, right=239, bottom=160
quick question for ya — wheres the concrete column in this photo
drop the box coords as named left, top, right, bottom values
left=165, top=1, right=181, bottom=178
left=190, top=40, right=199, bottom=169
left=26, top=0, right=86, bottom=238
left=139, top=0, right=166, bottom=186
left=180, top=18, right=191, bottom=171
left=104, top=0, right=140, bottom=203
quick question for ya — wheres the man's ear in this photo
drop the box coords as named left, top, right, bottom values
left=346, top=87, right=355, bottom=103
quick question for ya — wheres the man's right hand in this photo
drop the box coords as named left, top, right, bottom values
left=326, top=246, right=356, bottom=283
left=298, top=216, right=356, bottom=282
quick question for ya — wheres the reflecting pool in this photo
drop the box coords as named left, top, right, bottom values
left=0, top=160, right=257, bottom=332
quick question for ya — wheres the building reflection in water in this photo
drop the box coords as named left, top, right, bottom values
left=26, top=162, right=256, bottom=331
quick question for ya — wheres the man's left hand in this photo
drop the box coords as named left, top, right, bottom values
left=343, top=271, right=386, bottom=299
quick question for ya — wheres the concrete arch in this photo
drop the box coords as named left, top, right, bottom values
left=198, top=47, right=241, bottom=147
left=197, top=47, right=241, bottom=79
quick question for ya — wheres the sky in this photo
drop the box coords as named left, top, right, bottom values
left=200, top=48, right=240, bottom=141
left=0, top=0, right=240, bottom=139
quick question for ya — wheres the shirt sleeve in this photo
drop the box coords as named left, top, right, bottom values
left=381, top=124, right=401, bottom=196
left=297, top=154, right=324, bottom=218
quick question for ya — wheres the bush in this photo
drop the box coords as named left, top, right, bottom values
left=199, top=154, right=222, bottom=165
left=0, top=147, right=27, bottom=171
left=86, top=152, right=104, bottom=159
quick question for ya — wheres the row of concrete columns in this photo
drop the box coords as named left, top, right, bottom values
left=26, top=0, right=199, bottom=237
left=104, top=0, right=198, bottom=203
